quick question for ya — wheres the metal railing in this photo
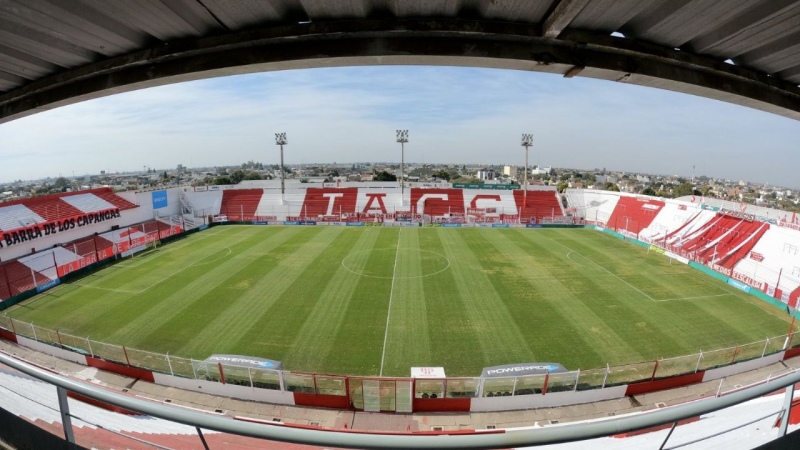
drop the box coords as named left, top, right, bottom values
left=1, top=314, right=798, bottom=403
left=1, top=349, right=799, bottom=449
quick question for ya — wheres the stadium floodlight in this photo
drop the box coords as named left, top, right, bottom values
left=521, top=133, right=533, bottom=206
left=396, top=130, right=409, bottom=206
left=275, top=132, right=287, bottom=204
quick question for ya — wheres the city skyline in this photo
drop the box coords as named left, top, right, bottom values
left=1, top=66, right=798, bottom=187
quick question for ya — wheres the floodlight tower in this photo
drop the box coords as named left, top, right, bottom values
left=275, top=132, right=287, bottom=204
left=397, top=130, right=409, bottom=206
left=521, top=133, right=533, bottom=205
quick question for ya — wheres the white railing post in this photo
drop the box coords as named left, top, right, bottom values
left=762, top=338, right=770, bottom=358
left=56, top=386, right=75, bottom=444
left=695, top=352, right=703, bottom=373
left=166, top=352, right=174, bottom=376
left=779, top=382, right=796, bottom=437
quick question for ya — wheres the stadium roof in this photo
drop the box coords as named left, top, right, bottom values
left=1, top=0, right=799, bottom=124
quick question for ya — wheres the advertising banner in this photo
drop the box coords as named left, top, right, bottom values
left=481, top=363, right=567, bottom=378
left=727, top=278, right=751, bottom=293
left=202, top=354, right=282, bottom=370
left=35, top=278, right=60, bottom=293
left=152, top=190, right=168, bottom=209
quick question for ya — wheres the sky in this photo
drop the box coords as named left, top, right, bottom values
left=1, top=65, right=799, bottom=188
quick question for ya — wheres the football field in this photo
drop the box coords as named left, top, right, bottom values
left=3, top=226, right=794, bottom=377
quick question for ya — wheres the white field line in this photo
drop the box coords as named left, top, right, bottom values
left=379, top=228, right=402, bottom=377
left=654, top=293, right=734, bottom=303
left=76, top=247, right=232, bottom=295
left=551, top=239, right=657, bottom=302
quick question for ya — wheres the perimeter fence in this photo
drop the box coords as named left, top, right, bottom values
left=1, top=314, right=798, bottom=405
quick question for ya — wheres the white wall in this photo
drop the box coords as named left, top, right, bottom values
left=152, top=372, right=296, bottom=404
left=470, top=385, right=628, bottom=412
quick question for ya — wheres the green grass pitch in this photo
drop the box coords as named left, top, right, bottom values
left=3, top=226, right=794, bottom=377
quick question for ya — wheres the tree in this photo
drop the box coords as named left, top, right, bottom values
left=230, top=169, right=246, bottom=184
left=212, top=176, right=231, bottom=185
left=53, top=177, right=71, bottom=192
left=374, top=170, right=397, bottom=181
left=604, top=182, right=620, bottom=192
left=557, top=181, right=569, bottom=193
left=641, top=187, right=656, bottom=196
left=673, top=182, right=694, bottom=197
left=432, top=170, right=451, bottom=181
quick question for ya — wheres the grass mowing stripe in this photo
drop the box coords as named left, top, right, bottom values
left=427, top=229, right=530, bottom=374
left=507, top=229, right=646, bottom=365
left=292, top=229, right=384, bottom=372
left=380, top=228, right=432, bottom=376
left=410, top=229, right=484, bottom=375
left=108, top=227, right=297, bottom=348
left=219, top=227, right=356, bottom=360
left=4, top=226, right=795, bottom=377
left=542, top=230, right=789, bottom=357
left=379, top=228, right=402, bottom=376
left=154, top=229, right=324, bottom=357
left=324, top=228, right=398, bottom=375
left=8, top=226, right=272, bottom=338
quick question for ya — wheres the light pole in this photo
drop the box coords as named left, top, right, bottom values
left=275, top=132, right=287, bottom=205
left=397, top=130, right=408, bottom=206
left=521, top=133, right=533, bottom=206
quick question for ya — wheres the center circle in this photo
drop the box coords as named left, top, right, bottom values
left=341, top=248, right=451, bottom=279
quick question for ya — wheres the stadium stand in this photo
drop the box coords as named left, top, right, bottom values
left=219, top=189, right=264, bottom=220
left=0, top=188, right=138, bottom=235
left=513, top=189, right=563, bottom=223
left=638, top=202, right=705, bottom=244
left=667, top=213, right=770, bottom=268
left=300, top=188, right=359, bottom=218
left=606, top=196, right=665, bottom=237
left=730, top=226, right=800, bottom=307
left=88, top=188, right=138, bottom=210
left=0, top=204, right=45, bottom=231
left=411, top=188, right=465, bottom=217
left=565, top=189, right=620, bottom=226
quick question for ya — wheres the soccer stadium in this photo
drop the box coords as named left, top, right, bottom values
left=2, top=1, right=800, bottom=449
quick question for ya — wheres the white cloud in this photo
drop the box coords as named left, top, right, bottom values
left=0, top=66, right=798, bottom=187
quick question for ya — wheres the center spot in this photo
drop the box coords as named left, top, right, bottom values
left=341, top=248, right=451, bottom=279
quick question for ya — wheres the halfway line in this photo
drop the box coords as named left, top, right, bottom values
left=379, top=228, right=402, bottom=376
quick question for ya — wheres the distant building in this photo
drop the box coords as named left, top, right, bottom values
left=531, top=166, right=551, bottom=176
left=503, top=166, right=518, bottom=178
left=476, top=169, right=495, bottom=181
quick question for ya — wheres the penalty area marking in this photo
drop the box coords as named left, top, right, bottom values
left=551, top=239, right=657, bottom=302
left=72, top=247, right=232, bottom=294
left=653, top=293, right=735, bottom=302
